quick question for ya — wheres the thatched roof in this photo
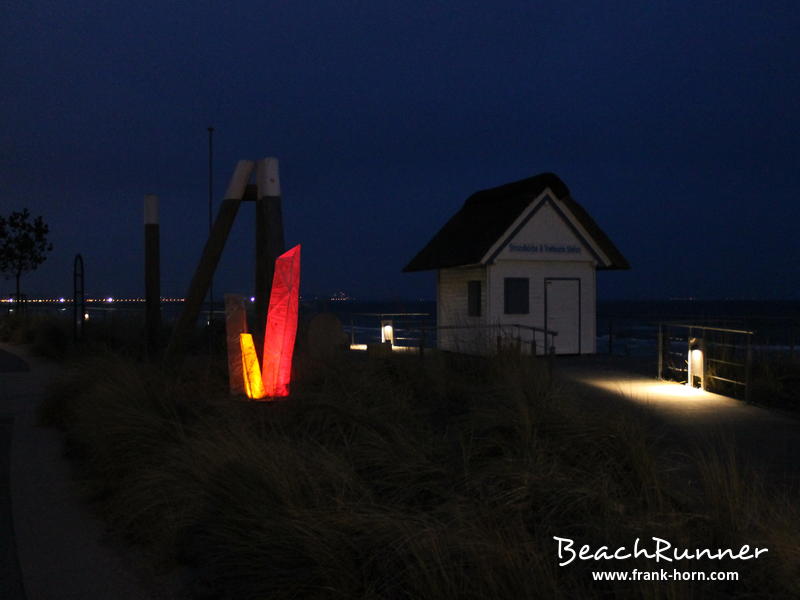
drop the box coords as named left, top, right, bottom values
left=403, top=173, right=629, bottom=272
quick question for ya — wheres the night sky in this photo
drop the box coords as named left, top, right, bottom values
left=2, top=2, right=799, bottom=301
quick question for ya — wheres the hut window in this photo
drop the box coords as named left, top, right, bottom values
left=504, top=278, right=529, bottom=314
left=467, top=281, right=481, bottom=317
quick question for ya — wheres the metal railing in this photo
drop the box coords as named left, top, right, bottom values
left=345, top=312, right=557, bottom=357
left=657, top=322, right=754, bottom=402
left=347, top=312, right=432, bottom=347
left=421, top=323, right=558, bottom=356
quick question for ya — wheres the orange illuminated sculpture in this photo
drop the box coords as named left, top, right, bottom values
left=239, top=333, right=267, bottom=399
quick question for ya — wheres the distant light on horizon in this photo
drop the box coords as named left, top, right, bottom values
left=6, top=296, right=186, bottom=304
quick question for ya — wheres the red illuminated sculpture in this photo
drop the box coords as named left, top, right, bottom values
left=228, top=244, right=300, bottom=399
left=261, top=245, right=301, bottom=397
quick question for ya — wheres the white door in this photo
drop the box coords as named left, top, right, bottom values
left=545, top=279, right=581, bottom=354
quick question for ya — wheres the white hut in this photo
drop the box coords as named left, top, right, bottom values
left=403, top=173, right=629, bottom=355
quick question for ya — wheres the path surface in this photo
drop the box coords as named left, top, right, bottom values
left=1, top=348, right=30, bottom=599
left=0, top=344, right=177, bottom=600
left=1, top=415, right=25, bottom=599
left=555, top=355, right=800, bottom=489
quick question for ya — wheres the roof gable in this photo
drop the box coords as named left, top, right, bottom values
left=489, top=195, right=601, bottom=263
left=403, top=173, right=629, bottom=272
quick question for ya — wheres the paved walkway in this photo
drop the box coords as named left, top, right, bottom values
left=0, top=344, right=178, bottom=600
left=556, top=356, right=800, bottom=490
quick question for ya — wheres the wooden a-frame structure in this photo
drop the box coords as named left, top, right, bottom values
left=165, top=158, right=285, bottom=363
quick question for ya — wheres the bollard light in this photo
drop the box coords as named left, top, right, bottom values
left=381, top=320, right=394, bottom=346
left=687, top=338, right=704, bottom=389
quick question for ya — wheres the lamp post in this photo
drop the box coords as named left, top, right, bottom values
left=207, top=126, right=214, bottom=329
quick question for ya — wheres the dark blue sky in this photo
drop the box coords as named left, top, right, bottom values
left=2, top=1, right=799, bottom=300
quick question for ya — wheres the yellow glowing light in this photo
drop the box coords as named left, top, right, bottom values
left=688, top=347, right=704, bottom=389
left=240, top=333, right=266, bottom=399
left=574, top=375, right=729, bottom=409
left=349, top=344, right=368, bottom=351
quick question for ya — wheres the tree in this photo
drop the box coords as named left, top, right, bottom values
left=0, top=209, right=53, bottom=309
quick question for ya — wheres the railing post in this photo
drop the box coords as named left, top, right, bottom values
left=745, top=334, right=752, bottom=403
left=608, top=317, right=613, bottom=355
left=686, top=326, right=693, bottom=386
left=699, top=336, right=707, bottom=391
left=657, top=323, right=663, bottom=380
left=419, top=327, right=425, bottom=359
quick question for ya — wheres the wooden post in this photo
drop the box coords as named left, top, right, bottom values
left=144, top=195, right=160, bottom=357
left=224, top=294, right=248, bottom=395
left=253, top=158, right=285, bottom=360
left=165, top=160, right=254, bottom=363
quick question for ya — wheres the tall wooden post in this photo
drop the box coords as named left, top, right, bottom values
left=224, top=294, right=248, bottom=395
left=165, top=160, right=254, bottom=363
left=254, top=158, right=285, bottom=359
left=144, top=194, right=160, bottom=357
left=657, top=323, right=663, bottom=380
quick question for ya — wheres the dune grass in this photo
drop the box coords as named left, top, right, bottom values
left=39, top=348, right=800, bottom=599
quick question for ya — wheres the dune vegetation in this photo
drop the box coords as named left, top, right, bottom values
left=36, top=345, right=800, bottom=599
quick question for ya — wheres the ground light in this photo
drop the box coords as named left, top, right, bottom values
left=687, top=338, right=704, bottom=389
left=574, top=375, right=726, bottom=409
left=381, top=320, right=394, bottom=346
